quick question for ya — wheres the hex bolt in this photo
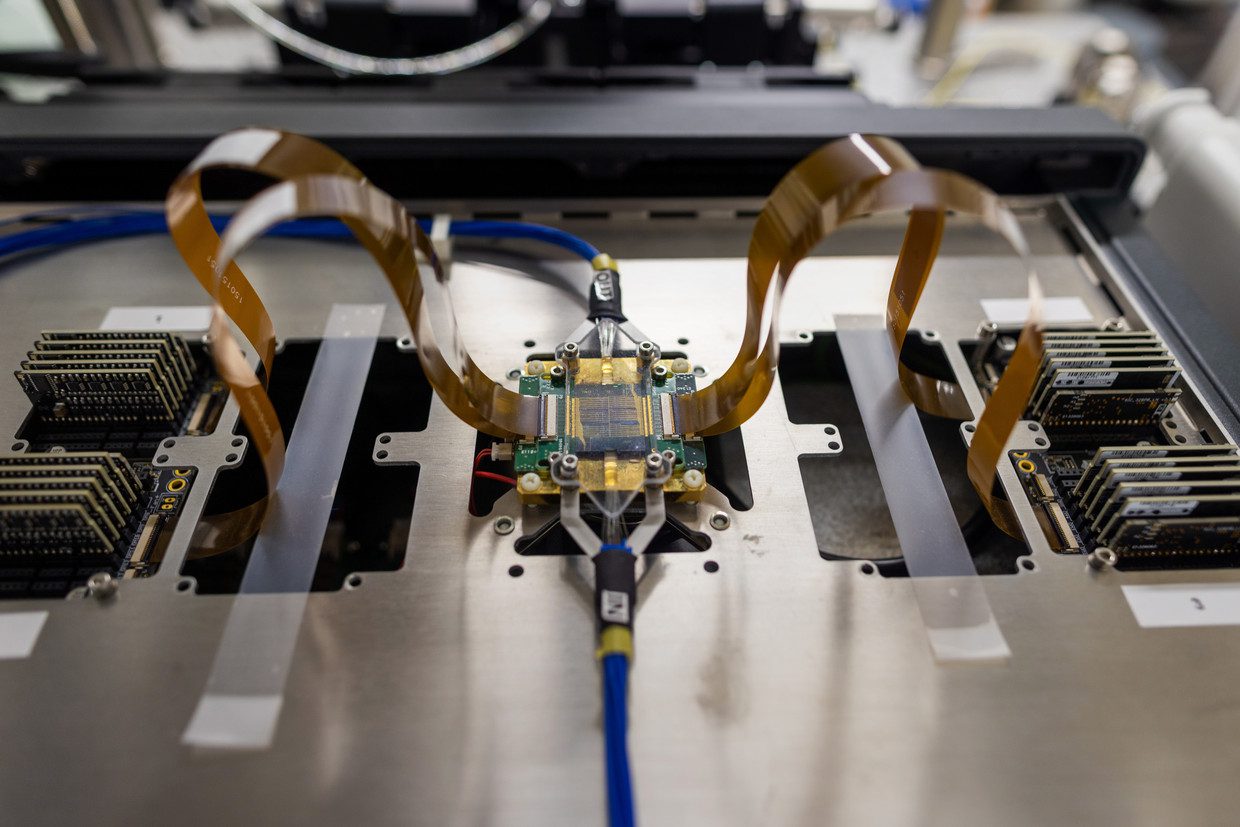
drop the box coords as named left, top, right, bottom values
left=87, top=572, right=118, bottom=600
left=645, top=452, right=664, bottom=475
left=493, top=515, right=515, bottom=535
left=1087, top=548, right=1118, bottom=570
left=637, top=341, right=659, bottom=364
left=709, top=511, right=731, bottom=531
left=653, top=364, right=669, bottom=380
left=559, top=454, right=579, bottom=479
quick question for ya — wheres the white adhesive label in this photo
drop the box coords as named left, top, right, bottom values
left=1052, top=370, right=1119, bottom=388
left=101, top=306, right=212, bottom=332
left=0, top=611, right=48, bottom=659
left=1121, top=500, right=1198, bottom=517
left=981, top=296, right=1092, bottom=325
left=1123, top=583, right=1240, bottom=628
left=601, top=590, right=630, bottom=624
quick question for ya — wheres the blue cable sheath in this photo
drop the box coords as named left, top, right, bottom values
left=603, top=652, right=635, bottom=827
left=0, top=212, right=601, bottom=263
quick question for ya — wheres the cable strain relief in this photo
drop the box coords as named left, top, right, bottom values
left=595, top=625, right=634, bottom=661
left=587, top=266, right=625, bottom=322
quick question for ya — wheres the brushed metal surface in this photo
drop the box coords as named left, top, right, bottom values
left=0, top=200, right=1238, bottom=826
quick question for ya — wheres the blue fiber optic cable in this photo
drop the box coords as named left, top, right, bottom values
left=0, top=210, right=601, bottom=264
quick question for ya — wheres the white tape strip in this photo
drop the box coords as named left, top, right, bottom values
left=100, top=305, right=213, bottom=331
left=183, top=303, right=384, bottom=749
left=1123, top=583, right=1240, bottom=628
left=981, top=297, right=1091, bottom=326
left=836, top=316, right=1011, bottom=662
left=0, top=611, right=48, bottom=660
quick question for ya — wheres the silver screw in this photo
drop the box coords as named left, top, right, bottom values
left=493, top=515, right=515, bottom=535
left=709, top=511, right=731, bottom=531
left=562, top=341, right=579, bottom=357
left=645, top=452, right=664, bottom=475
left=87, top=572, right=118, bottom=600
left=558, top=453, right=579, bottom=478
left=653, top=364, right=669, bottom=380
left=637, top=341, right=658, bottom=363
left=1087, top=547, right=1118, bottom=570
left=550, top=365, right=565, bottom=379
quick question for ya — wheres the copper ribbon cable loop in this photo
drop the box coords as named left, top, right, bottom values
left=167, top=129, right=538, bottom=554
left=212, top=174, right=540, bottom=440
left=673, top=134, right=1043, bottom=534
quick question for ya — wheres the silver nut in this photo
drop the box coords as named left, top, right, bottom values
left=493, top=515, right=515, bottom=535
left=87, top=572, right=118, bottom=600
left=709, top=511, right=731, bottom=531
left=1087, top=548, right=1117, bottom=570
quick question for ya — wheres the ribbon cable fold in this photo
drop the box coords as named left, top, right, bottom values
left=671, top=135, right=1043, bottom=534
left=167, top=130, right=1042, bottom=539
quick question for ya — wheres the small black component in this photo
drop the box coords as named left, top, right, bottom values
left=594, top=546, right=637, bottom=635
left=587, top=268, right=625, bottom=322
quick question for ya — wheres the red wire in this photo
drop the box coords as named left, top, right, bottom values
left=469, top=448, right=516, bottom=515
left=474, top=470, right=518, bottom=485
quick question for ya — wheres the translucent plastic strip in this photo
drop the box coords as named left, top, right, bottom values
left=183, top=304, right=382, bottom=749
left=672, top=134, right=1043, bottom=534
left=836, top=318, right=1009, bottom=662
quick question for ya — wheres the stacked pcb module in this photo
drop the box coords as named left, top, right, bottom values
left=978, top=326, right=1240, bottom=567
left=15, top=330, right=196, bottom=424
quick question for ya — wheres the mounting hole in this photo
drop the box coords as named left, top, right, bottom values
left=964, top=423, right=976, bottom=433
left=827, top=441, right=840, bottom=451
left=703, top=560, right=719, bottom=573
left=163, top=439, right=176, bottom=448
left=1027, top=422, right=1039, bottom=431
left=1165, top=420, right=1178, bottom=430
left=508, top=565, right=524, bottom=578
left=225, top=453, right=238, bottom=463
left=692, top=365, right=707, bottom=377
left=523, top=339, right=536, bottom=348
left=860, top=562, right=876, bottom=576
left=1174, top=434, right=1188, bottom=444
left=507, top=368, right=521, bottom=380
left=175, top=578, right=193, bottom=593
left=231, top=437, right=244, bottom=447
left=398, top=337, right=412, bottom=348
left=10, top=442, right=22, bottom=451
left=1034, top=437, right=1048, bottom=447
left=378, top=434, right=392, bottom=444
left=155, top=454, right=169, bottom=464
left=345, top=574, right=363, bottom=589
left=677, top=337, right=690, bottom=345
left=823, top=426, right=836, bottom=435
left=1019, top=558, right=1036, bottom=572
left=376, top=450, right=389, bottom=460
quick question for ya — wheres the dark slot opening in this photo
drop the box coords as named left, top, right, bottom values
left=183, top=339, right=430, bottom=592
left=779, top=332, right=1026, bottom=575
